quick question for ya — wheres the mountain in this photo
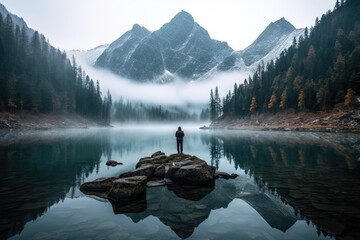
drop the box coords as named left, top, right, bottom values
left=0, top=2, right=34, bottom=37
left=95, top=24, right=151, bottom=78
left=68, top=44, right=109, bottom=66
left=95, top=11, right=233, bottom=82
left=217, top=18, right=304, bottom=72
left=90, top=13, right=303, bottom=83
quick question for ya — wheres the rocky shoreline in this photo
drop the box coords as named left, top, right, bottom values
left=203, top=110, right=360, bottom=133
left=0, top=112, right=106, bottom=130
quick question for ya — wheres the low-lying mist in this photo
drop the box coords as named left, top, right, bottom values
left=74, top=55, right=250, bottom=109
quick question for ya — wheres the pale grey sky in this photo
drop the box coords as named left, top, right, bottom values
left=0, top=0, right=335, bottom=51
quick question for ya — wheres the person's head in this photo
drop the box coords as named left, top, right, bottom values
left=178, top=126, right=181, bottom=131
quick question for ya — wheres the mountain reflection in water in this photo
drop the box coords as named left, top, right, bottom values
left=0, top=128, right=359, bottom=240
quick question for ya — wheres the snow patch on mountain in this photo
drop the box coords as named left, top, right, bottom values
left=248, top=28, right=304, bottom=72
left=67, top=44, right=109, bottom=66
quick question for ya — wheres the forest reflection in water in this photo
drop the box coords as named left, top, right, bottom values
left=207, top=130, right=360, bottom=240
left=0, top=128, right=359, bottom=240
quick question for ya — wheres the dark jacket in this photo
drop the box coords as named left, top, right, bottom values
left=175, top=130, right=184, bottom=141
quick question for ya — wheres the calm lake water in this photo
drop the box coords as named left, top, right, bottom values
left=0, top=126, right=359, bottom=240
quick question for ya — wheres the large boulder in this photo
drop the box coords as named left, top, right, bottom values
left=136, top=153, right=168, bottom=168
left=173, top=163, right=216, bottom=186
left=119, top=164, right=155, bottom=178
left=108, top=176, right=147, bottom=202
left=80, top=177, right=116, bottom=192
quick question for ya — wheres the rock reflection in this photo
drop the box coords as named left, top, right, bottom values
left=166, top=181, right=214, bottom=201
left=110, top=194, right=147, bottom=214
left=104, top=176, right=299, bottom=239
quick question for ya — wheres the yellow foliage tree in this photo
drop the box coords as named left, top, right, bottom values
left=298, top=90, right=305, bottom=110
left=249, top=96, right=257, bottom=112
left=316, top=87, right=325, bottom=110
left=279, top=89, right=287, bottom=109
left=268, top=93, right=277, bottom=110
left=344, top=88, right=355, bottom=107
left=294, top=75, right=302, bottom=92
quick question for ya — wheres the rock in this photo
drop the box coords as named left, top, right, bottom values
left=153, top=164, right=166, bottom=178
left=106, top=160, right=122, bottom=166
left=81, top=151, right=237, bottom=205
left=215, top=171, right=231, bottom=179
left=147, top=179, right=167, bottom=187
left=151, top=151, right=166, bottom=158
left=136, top=154, right=168, bottom=168
left=108, top=176, right=147, bottom=202
left=80, top=177, right=117, bottom=192
left=230, top=173, right=239, bottom=179
left=215, top=171, right=239, bottom=179
left=119, top=164, right=155, bottom=178
left=173, top=164, right=216, bottom=186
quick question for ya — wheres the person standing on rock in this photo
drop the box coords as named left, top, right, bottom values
left=175, top=126, right=185, bottom=154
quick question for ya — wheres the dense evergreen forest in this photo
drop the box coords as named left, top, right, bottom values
left=0, top=12, right=112, bottom=123
left=113, top=98, right=210, bottom=122
left=210, top=0, right=360, bottom=121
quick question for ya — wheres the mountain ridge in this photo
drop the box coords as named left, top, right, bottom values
left=0, top=2, right=35, bottom=37
left=70, top=12, right=304, bottom=84
left=95, top=10, right=233, bottom=82
left=217, top=18, right=303, bottom=73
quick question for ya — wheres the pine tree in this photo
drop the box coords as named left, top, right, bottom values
left=316, top=87, right=325, bottom=110
left=214, top=86, right=221, bottom=118
left=210, top=89, right=216, bottom=121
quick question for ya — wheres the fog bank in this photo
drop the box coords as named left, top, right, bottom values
left=73, top=54, right=250, bottom=108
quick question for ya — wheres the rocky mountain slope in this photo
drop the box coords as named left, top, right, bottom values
left=69, top=12, right=304, bottom=84
left=217, top=18, right=304, bottom=72
left=95, top=11, right=233, bottom=82
left=0, top=3, right=35, bottom=37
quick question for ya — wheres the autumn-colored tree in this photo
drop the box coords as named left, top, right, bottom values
left=279, top=89, right=287, bottom=109
left=344, top=88, right=356, bottom=107
left=249, top=96, right=257, bottom=112
left=298, top=90, right=305, bottom=110
left=294, top=75, right=303, bottom=92
left=316, top=87, right=325, bottom=109
left=268, top=93, right=277, bottom=110
left=268, top=146, right=277, bottom=162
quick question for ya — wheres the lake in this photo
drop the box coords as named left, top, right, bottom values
left=0, top=126, right=359, bottom=240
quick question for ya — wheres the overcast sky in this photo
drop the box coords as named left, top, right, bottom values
left=1, top=0, right=335, bottom=51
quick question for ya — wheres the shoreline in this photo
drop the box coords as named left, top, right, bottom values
left=202, top=109, right=360, bottom=134
left=0, top=111, right=109, bottom=131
